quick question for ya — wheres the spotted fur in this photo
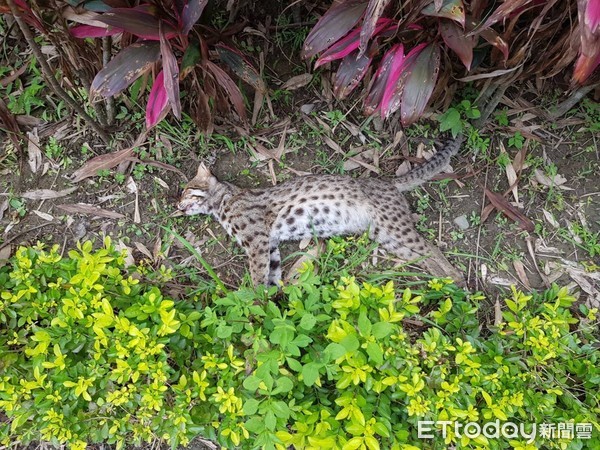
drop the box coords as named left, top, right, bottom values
left=177, top=136, right=464, bottom=286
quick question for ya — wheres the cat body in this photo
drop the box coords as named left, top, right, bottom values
left=178, top=136, right=464, bottom=286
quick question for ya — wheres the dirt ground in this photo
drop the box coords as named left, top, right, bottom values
left=1, top=90, right=599, bottom=310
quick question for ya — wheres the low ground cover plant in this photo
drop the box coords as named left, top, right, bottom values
left=0, top=239, right=598, bottom=449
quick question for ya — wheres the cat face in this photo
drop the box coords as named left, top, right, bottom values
left=177, top=164, right=216, bottom=215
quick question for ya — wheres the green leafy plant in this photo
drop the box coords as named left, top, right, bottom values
left=67, top=0, right=264, bottom=130
left=303, top=0, right=600, bottom=126
left=438, top=99, right=480, bottom=136
left=1, top=240, right=599, bottom=449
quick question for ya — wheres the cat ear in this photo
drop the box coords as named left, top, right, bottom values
left=195, top=163, right=212, bottom=178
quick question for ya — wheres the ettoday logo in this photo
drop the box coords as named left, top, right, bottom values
left=418, top=420, right=593, bottom=443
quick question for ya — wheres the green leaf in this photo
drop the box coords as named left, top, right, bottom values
left=264, top=409, right=277, bottom=430
left=299, top=313, right=317, bottom=330
left=357, top=310, right=372, bottom=336
left=245, top=416, right=265, bottom=433
left=242, top=375, right=262, bottom=391
left=325, top=342, right=348, bottom=360
left=366, top=342, right=383, bottom=365
left=302, top=362, right=321, bottom=386
left=372, top=321, right=393, bottom=339
left=272, top=376, right=294, bottom=395
left=243, top=398, right=260, bottom=415
left=340, top=333, right=360, bottom=353
left=291, top=334, right=313, bottom=348
left=271, top=400, right=291, bottom=419
left=286, top=357, right=303, bottom=372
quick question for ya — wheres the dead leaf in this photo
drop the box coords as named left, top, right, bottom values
left=71, top=130, right=148, bottom=182
left=57, top=203, right=125, bottom=219
left=542, top=209, right=560, bottom=228
left=154, top=177, right=169, bottom=189
left=134, top=242, right=153, bottom=259
left=126, top=177, right=141, bottom=224
left=115, top=239, right=135, bottom=267
left=512, top=260, right=532, bottom=290
left=494, top=298, right=502, bottom=327
left=484, top=189, right=534, bottom=232
left=20, top=187, right=78, bottom=200
left=0, top=244, right=12, bottom=268
left=27, top=129, right=42, bottom=173
left=0, top=198, right=8, bottom=221
left=285, top=243, right=324, bottom=283
left=71, top=146, right=135, bottom=182
left=125, top=158, right=188, bottom=181
left=32, top=210, right=54, bottom=221
left=500, top=142, right=519, bottom=203
left=280, top=73, right=312, bottom=91
left=533, top=169, right=573, bottom=190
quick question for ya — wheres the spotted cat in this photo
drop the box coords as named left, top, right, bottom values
left=178, top=136, right=465, bottom=286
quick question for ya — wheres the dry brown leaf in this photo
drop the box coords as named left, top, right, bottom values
left=154, top=177, right=169, bottom=189
left=126, top=177, right=141, bottom=224
left=32, top=210, right=54, bottom=221
left=21, top=186, right=78, bottom=200
left=27, top=129, right=42, bottom=173
left=285, top=243, right=324, bottom=283
left=0, top=198, right=8, bottom=221
left=500, top=142, right=519, bottom=203
left=115, top=239, right=135, bottom=267
left=134, top=242, right=153, bottom=259
left=512, top=260, right=532, bottom=290
left=0, top=244, right=12, bottom=268
left=57, top=203, right=125, bottom=219
left=71, top=146, right=135, bottom=182
left=533, top=169, right=573, bottom=190
left=484, top=189, right=534, bottom=232
left=542, top=209, right=560, bottom=228
left=71, top=130, right=148, bottom=182
left=494, top=298, right=502, bottom=327
left=125, top=158, right=188, bottom=181
left=280, top=74, right=312, bottom=91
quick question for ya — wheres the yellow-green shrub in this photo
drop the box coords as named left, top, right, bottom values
left=0, top=240, right=598, bottom=449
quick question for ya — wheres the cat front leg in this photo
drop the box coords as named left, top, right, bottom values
left=242, top=234, right=271, bottom=287
left=267, top=244, right=282, bottom=287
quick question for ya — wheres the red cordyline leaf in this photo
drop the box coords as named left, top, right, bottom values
left=470, top=0, right=533, bottom=34
left=315, top=18, right=395, bottom=68
left=380, top=43, right=427, bottom=119
left=400, top=43, right=440, bottom=126
left=421, top=0, right=466, bottom=27
left=70, top=24, right=122, bottom=38
left=91, top=41, right=161, bottom=97
left=181, top=0, right=208, bottom=35
left=364, top=43, right=404, bottom=115
left=574, top=0, right=600, bottom=83
left=302, top=0, right=368, bottom=59
left=4, top=0, right=45, bottom=32
left=146, top=71, right=170, bottom=128
left=465, top=18, right=509, bottom=60
left=379, top=44, right=408, bottom=115
left=587, top=0, right=600, bottom=32
left=159, top=25, right=181, bottom=119
left=333, top=49, right=373, bottom=99
left=573, top=50, right=600, bottom=83
left=215, top=44, right=266, bottom=93
left=440, top=19, right=475, bottom=70
left=359, top=0, right=392, bottom=57
left=206, top=61, right=247, bottom=122
left=95, top=8, right=177, bottom=40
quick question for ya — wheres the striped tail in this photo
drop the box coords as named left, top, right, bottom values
left=394, top=135, right=464, bottom=192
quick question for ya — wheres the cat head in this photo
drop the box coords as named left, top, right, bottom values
left=177, top=163, right=218, bottom=215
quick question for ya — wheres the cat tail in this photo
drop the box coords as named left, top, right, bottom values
left=394, top=134, right=464, bottom=192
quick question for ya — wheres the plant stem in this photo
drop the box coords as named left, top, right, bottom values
left=5, top=0, right=111, bottom=144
